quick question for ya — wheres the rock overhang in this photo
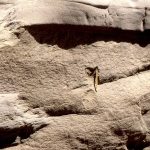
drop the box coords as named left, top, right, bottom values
left=6, top=0, right=150, bottom=31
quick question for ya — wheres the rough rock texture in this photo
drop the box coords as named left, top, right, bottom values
left=0, top=0, right=150, bottom=150
left=0, top=93, right=48, bottom=149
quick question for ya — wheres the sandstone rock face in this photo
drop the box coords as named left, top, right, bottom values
left=0, top=0, right=150, bottom=150
left=9, top=0, right=150, bottom=31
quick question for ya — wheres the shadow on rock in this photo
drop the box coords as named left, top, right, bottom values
left=24, top=24, right=150, bottom=49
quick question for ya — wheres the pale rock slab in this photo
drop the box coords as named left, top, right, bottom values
left=5, top=0, right=150, bottom=31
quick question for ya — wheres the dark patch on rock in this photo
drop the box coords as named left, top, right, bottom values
left=25, top=24, right=150, bottom=49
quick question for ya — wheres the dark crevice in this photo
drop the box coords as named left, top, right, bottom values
left=141, top=109, right=149, bottom=115
left=45, top=108, right=80, bottom=116
left=24, top=24, right=150, bottom=49
left=127, top=133, right=149, bottom=150
left=45, top=106, right=97, bottom=116
left=72, top=1, right=108, bottom=9
left=112, top=128, right=150, bottom=150
left=90, top=5, right=108, bottom=9
left=0, top=131, right=19, bottom=149
left=0, top=125, right=33, bottom=149
left=0, top=123, right=47, bottom=149
left=19, top=124, right=34, bottom=140
left=113, top=128, right=125, bottom=137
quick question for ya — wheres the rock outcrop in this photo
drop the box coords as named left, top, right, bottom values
left=9, top=0, right=150, bottom=31
left=0, top=0, right=150, bottom=149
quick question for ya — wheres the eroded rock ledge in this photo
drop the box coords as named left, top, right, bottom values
left=7, top=0, right=150, bottom=31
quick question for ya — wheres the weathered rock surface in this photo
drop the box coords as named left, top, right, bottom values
left=6, top=0, right=150, bottom=31
left=0, top=0, right=150, bottom=150
left=0, top=93, right=48, bottom=148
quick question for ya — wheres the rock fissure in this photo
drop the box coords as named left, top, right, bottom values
left=0, top=122, right=48, bottom=149
left=71, top=1, right=109, bottom=9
